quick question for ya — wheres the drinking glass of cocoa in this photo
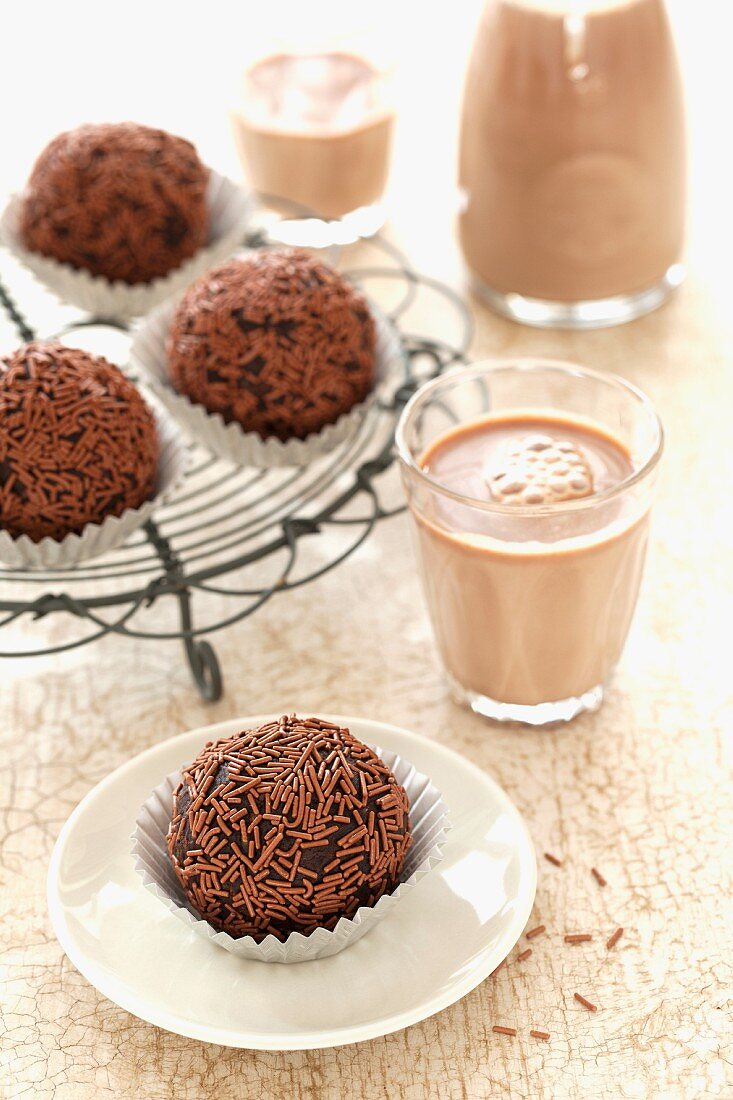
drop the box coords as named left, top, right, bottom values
left=458, top=0, right=686, bottom=329
left=396, top=361, right=663, bottom=725
left=232, top=7, right=394, bottom=245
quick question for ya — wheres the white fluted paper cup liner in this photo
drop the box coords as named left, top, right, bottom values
left=129, top=292, right=404, bottom=468
left=0, top=170, right=254, bottom=320
left=131, top=745, right=450, bottom=963
left=0, top=399, right=189, bottom=569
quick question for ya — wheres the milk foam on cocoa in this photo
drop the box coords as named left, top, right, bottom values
left=486, top=432, right=594, bottom=505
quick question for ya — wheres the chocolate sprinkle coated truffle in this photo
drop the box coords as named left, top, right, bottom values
left=0, top=342, right=159, bottom=542
left=166, top=250, right=376, bottom=441
left=20, top=122, right=209, bottom=283
left=167, top=715, right=412, bottom=942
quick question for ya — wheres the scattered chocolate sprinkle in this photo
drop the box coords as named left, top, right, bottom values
left=166, top=715, right=412, bottom=942
left=574, top=993, right=597, bottom=1012
left=0, top=342, right=159, bottom=541
left=564, top=934, right=593, bottom=944
left=606, top=927, right=624, bottom=950
left=517, top=948, right=532, bottom=962
left=530, top=1030, right=550, bottom=1041
left=526, top=924, right=545, bottom=940
left=544, top=852, right=563, bottom=867
left=591, top=867, right=607, bottom=887
left=490, top=959, right=507, bottom=977
left=21, top=122, right=208, bottom=283
left=166, top=250, right=376, bottom=442
left=492, top=1026, right=517, bottom=1037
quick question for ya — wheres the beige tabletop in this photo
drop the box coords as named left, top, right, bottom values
left=1, top=4, right=731, bottom=1098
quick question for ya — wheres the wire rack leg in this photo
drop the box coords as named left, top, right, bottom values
left=143, top=519, right=223, bottom=701
left=176, top=587, right=223, bottom=702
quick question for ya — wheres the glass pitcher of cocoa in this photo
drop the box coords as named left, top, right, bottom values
left=458, top=0, right=685, bottom=329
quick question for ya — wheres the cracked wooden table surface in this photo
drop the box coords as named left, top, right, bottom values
left=1, top=5, right=731, bottom=1098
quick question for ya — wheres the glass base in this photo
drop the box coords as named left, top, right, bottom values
left=470, top=264, right=685, bottom=330
left=447, top=674, right=604, bottom=727
left=265, top=203, right=387, bottom=249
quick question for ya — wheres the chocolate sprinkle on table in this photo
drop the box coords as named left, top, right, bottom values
left=530, top=1030, right=550, bottom=1041
left=606, top=927, right=624, bottom=950
left=517, top=948, right=532, bottom=962
left=526, top=924, right=546, bottom=940
left=20, top=122, right=208, bottom=284
left=492, top=1026, right=517, bottom=1037
left=0, top=342, right=159, bottom=541
left=166, top=715, right=412, bottom=942
left=544, top=852, right=563, bottom=867
left=564, top=933, right=593, bottom=944
left=591, top=866, right=608, bottom=887
left=574, top=993, right=597, bottom=1012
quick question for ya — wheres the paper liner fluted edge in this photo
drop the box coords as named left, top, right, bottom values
left=0, top=399, right=190, bottom=568
left=129, top=290, right=405, bottom=469
left=131, top=745, right=450, bottom=963
left=0, top=170, right=254, bottom=320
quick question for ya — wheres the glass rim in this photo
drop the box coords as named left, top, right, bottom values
left=394, top=358, right=664, bottom=517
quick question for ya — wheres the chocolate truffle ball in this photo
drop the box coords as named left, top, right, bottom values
left=20, top=122, right=209, bottom=283
left=167, top=715, right=412, bottom=942
left=0, top=342, right=159, bottom=542
left=166, top=250, right=376, bottom=441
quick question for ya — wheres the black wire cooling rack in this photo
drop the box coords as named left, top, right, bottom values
left=0, top=221, right=472, bottom=700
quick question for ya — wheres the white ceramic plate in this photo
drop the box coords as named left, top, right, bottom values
left=47, top=716, right=537, bottom=1050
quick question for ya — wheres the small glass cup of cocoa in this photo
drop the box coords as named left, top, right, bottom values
left=396, top=360, right=663, bottom=726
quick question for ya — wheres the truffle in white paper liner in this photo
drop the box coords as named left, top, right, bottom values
left=0, top=171, right=254, bottom=320
left=0, top=401, right=189, bottom=569
left=129, top=294, right=404, bottom=468
left=131, top=745, right=450, bottom=963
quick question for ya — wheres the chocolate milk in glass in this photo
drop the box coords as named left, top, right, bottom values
left=415, top=415, right=647, bottom=709
left=458, top=0, right=685, bottom=327
left=233, top=53, right=393, bottom=220
left=396, top=362, right=663, bottom=725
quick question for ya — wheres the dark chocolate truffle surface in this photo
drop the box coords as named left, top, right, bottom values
left=20, top=122, right=209, bottom=283
left=0, top=342, right=159, bottom=542
left=166, top=715, right=412, bottom=942
left=165, top=250, right=376, bottom=441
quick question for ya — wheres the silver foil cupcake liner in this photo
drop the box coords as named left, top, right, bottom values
left=131, top=745, right=450, bottom=963
left=129, top=292, right=404, bottom=468
left=0, top=170, right=254, bottom=321
left=0, top=399, right=189, bottom=569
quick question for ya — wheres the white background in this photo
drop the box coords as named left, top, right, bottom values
left=0, top=0, right=722, bottom=287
